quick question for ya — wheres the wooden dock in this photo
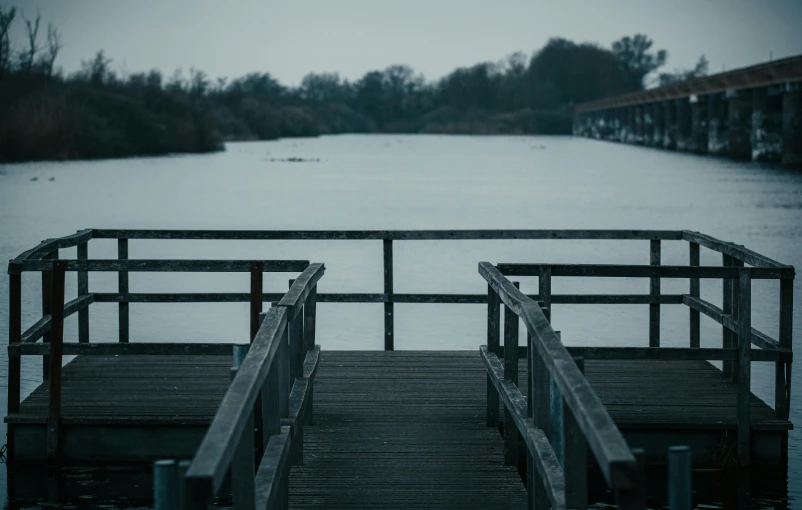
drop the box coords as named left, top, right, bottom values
left=4, top=229, right=795, bottom=509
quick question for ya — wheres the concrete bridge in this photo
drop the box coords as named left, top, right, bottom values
left=573, top=55, right=802, bottom=166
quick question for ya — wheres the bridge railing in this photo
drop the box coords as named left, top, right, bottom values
left=6, top=252, right=309, bottom=466
left=479, top=262, right=644, bottom=510
left=182, top=263, right=324, bottom=510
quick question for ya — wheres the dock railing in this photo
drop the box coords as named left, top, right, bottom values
left=6, top=230, right=310, bottom=465
left=182, top=263, right=324, bottom=510
left=480, top=262, right=645, bottom=510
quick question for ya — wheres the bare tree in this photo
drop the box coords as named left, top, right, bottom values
left=0, top=5, right=16, bottom=77
left=21, top=10, right=41, bottom=73
left=41, top=23, right=61, bottom=77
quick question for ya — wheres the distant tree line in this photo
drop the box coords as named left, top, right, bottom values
left=0, top=5, right=707, bottom=162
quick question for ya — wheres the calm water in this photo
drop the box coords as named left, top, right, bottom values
left=1, top=135, right=801, bottom=507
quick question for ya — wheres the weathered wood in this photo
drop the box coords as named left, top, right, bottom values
left=487, top=286, right=500, bottom=427
left=539, top=266, right=552, bottom=322
left=777, top=278, right=793, bottom=420
left=8, top=230, right=93, bottom=268
left=668, top=446, right=691, bottom=510
left=92, top=228, right=684, bottom=241
left=277, top=263, right=325, bottom=320
left=77, top=242, right=89, bottom=344
left=689, top=242, right=700, bottom=348
left=737, top=269, right=752, bottom=465
left=497, top=263, right=790, bottom=280
left=231, top=398, right=256, bottom=510
left=177, top=460, right=191, bottom=510
left=682, top=295, right=783, bottom=352
left=118, top=239, right=129, bottom=344
left=46, top=260, right=66, bottom=463
left=251, top=262, right=264, bottom=342
left=153, top=459, right=178, bottom=510
left=303, top=286, right=317, bottom=426
left=16, top=342, right=237, bottom=356
left=8, top=272, right=21, bottom=414
left=650, top=239, right=661, bottom=347
left=254, top=427, right=291, bottom=510
left=19, top=294, right=95, bottom=345
left=730, top=258, right=744, bottom=383
left=481, top=347, right=566, bottom=509
left=19, top=259, right=311, bottom=273
left=478, top=262, right=529, bottom=315
left=614, top=448, right=646, bottom=510
left=503, top=284, right=519, bottom=467
left=91, top=291, right=684, bottom=305
left=721, top=255, right=735, bottom=378
left=564, top=357, right=587, bottom=510
left=504, top=344, right=786, bottom=362
left=185, top=306, right=287, bottom=494
left=384, top=239, right=394, bottom=351
left=682, top=230, right=790, bottom=269
left=41, top=251, right=56, bottom=380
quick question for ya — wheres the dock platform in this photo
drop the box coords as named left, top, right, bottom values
left=4, top=229, right=795, bottom=509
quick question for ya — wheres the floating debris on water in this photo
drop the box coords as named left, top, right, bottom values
left=49, top=177, right=56, bottom=181
left=266, top=157, right=321, bottom=163
left=30, top=177, right=38, bottom=181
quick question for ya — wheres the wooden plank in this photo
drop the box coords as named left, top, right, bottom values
left=91, top=229, right=684, bottom=241
left=8, top=230, right=93, bottom=267
left=254, top=427, right=291, bottom=510
left=682, top=231, right=791, bottom=269
left=478, top=262, right=529, bottom=315
left=737, top=269, right=752, bottom=465
left=384, top=239, right=394, bottom=351
left=77, top=242, right=89, bottom=344
left=650, top=239, right=661, bottom=348
left=47, top=261, right=67, bottom=463
left=689, top=242, right=700, bottom=348
left=19, top=259, right=310, bottom=273
left=497, top=263, right=790, bottom=280
left=185, top=306, right=287, bottom=494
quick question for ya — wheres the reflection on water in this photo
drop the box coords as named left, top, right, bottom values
left=1, top=135, right=802, bottom=507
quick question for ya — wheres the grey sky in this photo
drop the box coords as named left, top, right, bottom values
left=8, top=0, right=802, bottom=86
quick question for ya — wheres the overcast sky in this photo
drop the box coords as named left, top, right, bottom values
left=7, top=0, right=802, bottom=86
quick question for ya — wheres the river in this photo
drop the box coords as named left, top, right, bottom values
left=1, top=135, right=801, bottom=507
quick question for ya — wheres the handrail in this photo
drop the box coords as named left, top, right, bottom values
left=497, top=263, right=792, bottom=280
left=479, top=262, right=639, bottom=491
left=11, top=259, right=309, bottom=274
left=185, top=306, right=288, bottom=502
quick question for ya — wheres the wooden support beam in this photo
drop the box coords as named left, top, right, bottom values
left=46, top=260, right=66, bottom=464
left=41, top=250, right=56, bottom=380
left=77, top=241, right=89, bottom=344
left=503, top=284, right=520, bottom=467
left=383, top=239, right=394, bottom=351
left=650, top=240, right=661, bottom=347
left=118, top=239, right=129, bottom=343
left=564, top=357, right=588, bottom=510
left=737, top=269, right=752, bottom=465
left=722, top=255, right=734, bottom=378
left=777, top=278, right=793, bottom=420
left=689, top=242, right=700, bottom=348
left=487, top=286, right=501, bottom=427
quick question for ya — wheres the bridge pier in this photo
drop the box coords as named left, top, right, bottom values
left=651, top=102, right=664, bottom=147
left=728, top=89, right=753, bottom=160
left=708, top=93, right=729, bottom=155
left=782, top=83, right=802, bottom=166
left=752, top=86, right=784, bottom=162
left=689, top=95, right=709, bottom=153
left=676, top=98, right=692, bottom=151
left=663, top=100, right=677, bottom=149
left=642, top=104, right=654, bottom=145
left=634, top=105, right=645, bottom=144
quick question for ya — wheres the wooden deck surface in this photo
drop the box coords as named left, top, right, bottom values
left=6, top=350, right=791, bottom=506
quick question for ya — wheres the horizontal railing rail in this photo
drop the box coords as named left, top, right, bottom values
left=184, top=263, right=324, bottom=510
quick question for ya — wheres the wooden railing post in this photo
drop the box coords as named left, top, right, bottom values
left=689, top=242, right=700, bottom=348
left=730, top=258, right=745, bottom=384
left=722, top=254, right=734, bottom=378
left=7, top=266, right=22, bottom=468
left=487, top=286, right=500, bottom=427
left=615, top=448, right=646, bottom=510
left=288, top=280, right=305, bottom=466
left=503, top=282, right=520, bottom=467
left=250, top=262, right=265, bottom=458
left=550, top=332, right=563, bottom=464
left=668, top=446, right=692, bottom=510
left=118, top=238, right=129, bottom=343
left=650, top=239, right=661, bottom=347
left=383, top=239, right=394, bottom=351
left=230, top=366, right=256, bottom=510
left=777, top=277, right=793, bottom=420
left=564, top=357, right=588, bottom=510
left=303, top=285, right=317, bottom=426
left=539, top=267, right=552, bottom=322
left=47, top=260, right=67, bottom=464
left=77, top=241, right=89, bottom=343
left=41, top=250, right=57, bottom=380
left=736, top=268, right=752, bottom=465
